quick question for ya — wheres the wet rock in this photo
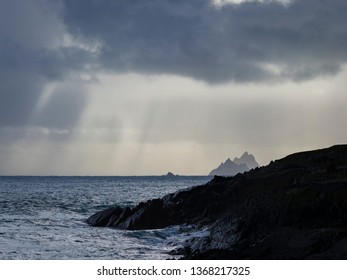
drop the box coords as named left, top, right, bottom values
left=86, top=206, right=122, bottom=227
left=118, top=199, right=168, bottom=230
left=87, top=145, right=347, bottom=259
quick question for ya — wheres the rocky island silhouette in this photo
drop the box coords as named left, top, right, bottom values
left=209, top=151, right=260, bottom=176
left=87, top=145, right=347, bottom=259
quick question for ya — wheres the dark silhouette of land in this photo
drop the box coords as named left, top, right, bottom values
left=88, top=145, right=347, bottom=259
left=209, top=152, right=259, bottom=176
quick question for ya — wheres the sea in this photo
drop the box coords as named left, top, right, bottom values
left=0, top=176, right=211, bottom=260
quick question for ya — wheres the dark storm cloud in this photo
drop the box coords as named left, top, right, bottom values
left=61, top=0, right=347, bottom=83
left=0, top=43, right=91, bottom=126
left=1, top=0, right=347, bottom=127
left=0, top=0, right=94, bottom=127
left=33, top=84, right=88, bottom=129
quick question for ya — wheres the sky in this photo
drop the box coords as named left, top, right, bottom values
left=1, top=0, right=347, bottom=175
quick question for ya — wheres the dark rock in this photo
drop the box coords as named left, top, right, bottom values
left=118, top=199, right=168, bottom=230
left=87, top=145, right=347, bottom=259
left=86, top=206, right=122, bottom=227
left=107, top=207, right=131, bottom=227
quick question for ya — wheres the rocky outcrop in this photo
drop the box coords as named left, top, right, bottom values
left=233, top=151, right=259, bottom=169
left=209, top=152, right=259, bottom=176
left=164, top=172, right=178, bottom=177
left=209, top=158, right=249, bottom=176
left=87, top=145, right=347, bottom=259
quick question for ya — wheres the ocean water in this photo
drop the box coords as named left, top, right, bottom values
left=0, top=176, right=210, bottom=260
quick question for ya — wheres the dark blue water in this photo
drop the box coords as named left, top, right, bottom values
left=0, top=176, right=211, bottom=260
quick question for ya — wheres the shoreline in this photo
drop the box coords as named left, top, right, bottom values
left=87, top=145, right=347, bottom=259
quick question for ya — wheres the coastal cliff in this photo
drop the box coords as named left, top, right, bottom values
left=87, top=145, right=347, bottom=259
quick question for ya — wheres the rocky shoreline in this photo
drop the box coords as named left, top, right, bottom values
left=87, top=145, right=347, bottom=259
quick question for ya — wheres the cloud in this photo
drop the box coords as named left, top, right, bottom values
left=1, top=0, right=347, bottom=131
left=0, top=0, right=96, bottom=127
left=32, top=83, right=88, bottom=129
left=1, top=0, right=347, bottom=128
left=61, top=0, right=347, bottom=83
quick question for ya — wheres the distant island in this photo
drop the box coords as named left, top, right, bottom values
left=87, top=145, right=347, bottom=259
left=164, top=172, right=178, bottom=177
left=209, top=151, right=259, bottom=176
